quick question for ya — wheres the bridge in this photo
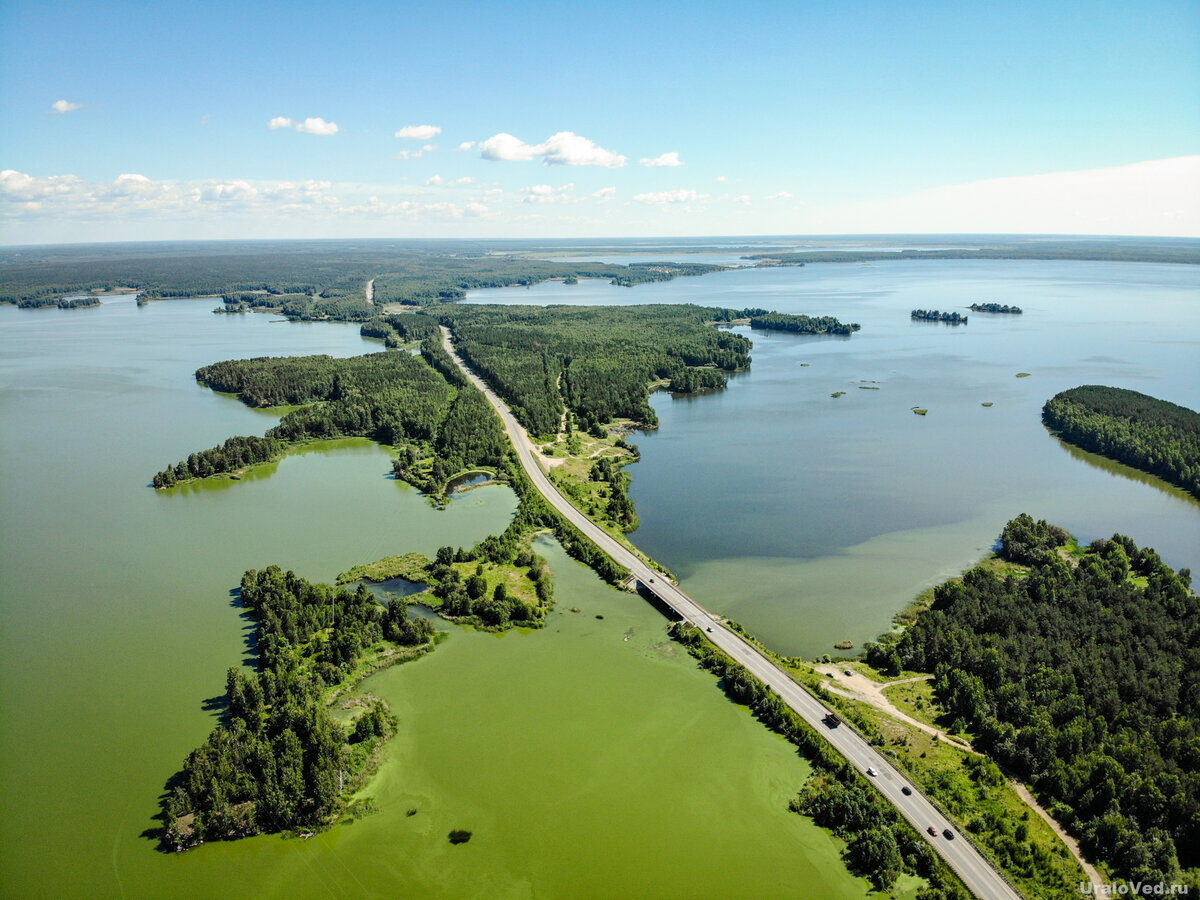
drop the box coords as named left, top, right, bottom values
left=441, top=327, right=1022, bottom=900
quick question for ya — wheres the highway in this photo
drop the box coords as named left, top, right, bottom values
left=441, top=328, right=1023, bottom=900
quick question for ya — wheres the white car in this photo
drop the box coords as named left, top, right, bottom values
left=866, top=767, right=877, bottom=777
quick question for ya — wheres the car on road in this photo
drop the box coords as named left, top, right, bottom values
left=943, top=829, right=954, bottom=840
left=901, top=786, right=912, bottom=796
left=927, top=826, right=938, bottom=837
left=866, top=767, right=877, bottom=777
left=706, top=627, right=713, bottom=632
left=844, top=669, right=853, bottom=676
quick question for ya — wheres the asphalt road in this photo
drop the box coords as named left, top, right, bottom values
left=442, top=328, right=1023, bottom=900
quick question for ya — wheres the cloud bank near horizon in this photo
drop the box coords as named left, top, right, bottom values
left=2, top=156, right=1196, bottom=243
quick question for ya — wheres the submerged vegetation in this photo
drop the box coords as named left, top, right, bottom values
left=1042, top=385, right=1200, bottom=498
left=866, top=514, right=1199, bottom=890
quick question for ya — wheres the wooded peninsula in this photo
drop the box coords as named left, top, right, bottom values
left=865, top=514, right=1197, bottom=889
left=1042, top=385, right=1200, bottom=499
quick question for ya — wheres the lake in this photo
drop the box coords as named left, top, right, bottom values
left=0, top=295, right=891, bottom=898
left=469, top=259, right=1200, bottom=657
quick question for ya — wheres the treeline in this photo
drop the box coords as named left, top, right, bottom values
left=163, top=346, right=509, bottom=497
left=436, top=304, right=754, bottom=436
left=14, top=295, right=100, bottom=308
left=371, top=259, right=725, bottom=306
left=153, top=435, right=285, bottom=487
left=0, top=240, right=728, bottom=309
left=670, top=623, right=968, bottom=897
left=160, top=566, right=436, bottom=850
left=968, top=303, right=1022, bottom=314
left=868, top=514, right=1198, bottom=887
left=1043, top=385, right=1200, bottom=499
left=912, top=309, right=967, bottom=324
left=748, top=312, right=861, bottom=336
left=589, top=456, right=638, bottom=532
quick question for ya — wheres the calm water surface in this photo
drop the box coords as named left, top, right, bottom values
left=470, top=259, right=1200, bottom=657
left=0, top=296, right=887, bottom=898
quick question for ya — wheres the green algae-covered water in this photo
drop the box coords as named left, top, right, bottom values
left=0, top=297, right=886, bottom=898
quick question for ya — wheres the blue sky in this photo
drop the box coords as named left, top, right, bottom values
left=2, top=0, right=1197, bottom=243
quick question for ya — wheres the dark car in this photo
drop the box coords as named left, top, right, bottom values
left=943, top=829, right=954, bottom=840
left=927, top=826, right=938, bottom=837
left=901, top=786, right=912, bottom=796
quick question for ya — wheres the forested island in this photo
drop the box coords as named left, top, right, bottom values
left=968, top=302, right=1022, bottom=314
left=161, top=567, right=437, bottom=849
left=745, top=310, right=862, bottom=336
left=911, top=309, right=967, bottom=324
left=1042, top=386, right=1200, bottom=499
left=865, top=514, right=1198, bottom=890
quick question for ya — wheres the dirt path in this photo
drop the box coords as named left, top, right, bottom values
left=815, top=665, right=974, bottom=752
left=365, top=278, right=375, bottom=304
left=814, top=663, right=1104, bottom=889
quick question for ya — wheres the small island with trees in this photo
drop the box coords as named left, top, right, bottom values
left=1042, top=385, right=1200, bottom=499
left=911, top=309, right=967, bottom=324
left=968, top=302, right=1022, bottom=314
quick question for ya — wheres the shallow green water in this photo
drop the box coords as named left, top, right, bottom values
left=0, top=297, right=887, bottom=898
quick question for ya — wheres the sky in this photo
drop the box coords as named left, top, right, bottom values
left=1, top=0, right=1198, bottom=244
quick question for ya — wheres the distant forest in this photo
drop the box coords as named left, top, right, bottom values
left=745, top=238, right=1200, bottom=266
left=1043, top=385, right=1200, bottom=499
left=0, top=240, right=724, bottom=309
left=868, top=515, right=1198, bottom=888
left=4, top=237, right=1195, bottom=310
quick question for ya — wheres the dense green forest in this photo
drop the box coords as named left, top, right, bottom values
left=160, top=566, right=436, bottom=850
left=155, top=347, right=507, bottom=497
left=433, top=304, right=758, bottom=436
left=867, top=515, right=1198, bottom=888
left=153, top=435, right=285, bottom=488
left=747, top=311, right=862, bottom=336
left=1043, top=386, right=1200, bottom=499
left=911, top=309, right=967, bottom=324
left=968, top=303, right=1022, bottom=314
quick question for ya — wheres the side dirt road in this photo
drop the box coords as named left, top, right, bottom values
left=815, top=663, right=1105, bottom=890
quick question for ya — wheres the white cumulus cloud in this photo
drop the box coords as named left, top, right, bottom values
left=733, top=194, right=751, bottom=205
left=396, top=124, right=441, bottom=140
left=295, top=117, right=339, bottom=135
left=633, top=189, right=709, bottom=205
left=51, top=100, right=82, bottom=114
left=641, top=152, right=683, bottom=168
left=479, top=131, right=626, bottom=167
left=457, top=141, right=476, bottom=151
left=766, top=191, right=794, bottom=200
left=267, top=116, right=294, bottom=130
left=592, top=186, right=617, bottom=201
